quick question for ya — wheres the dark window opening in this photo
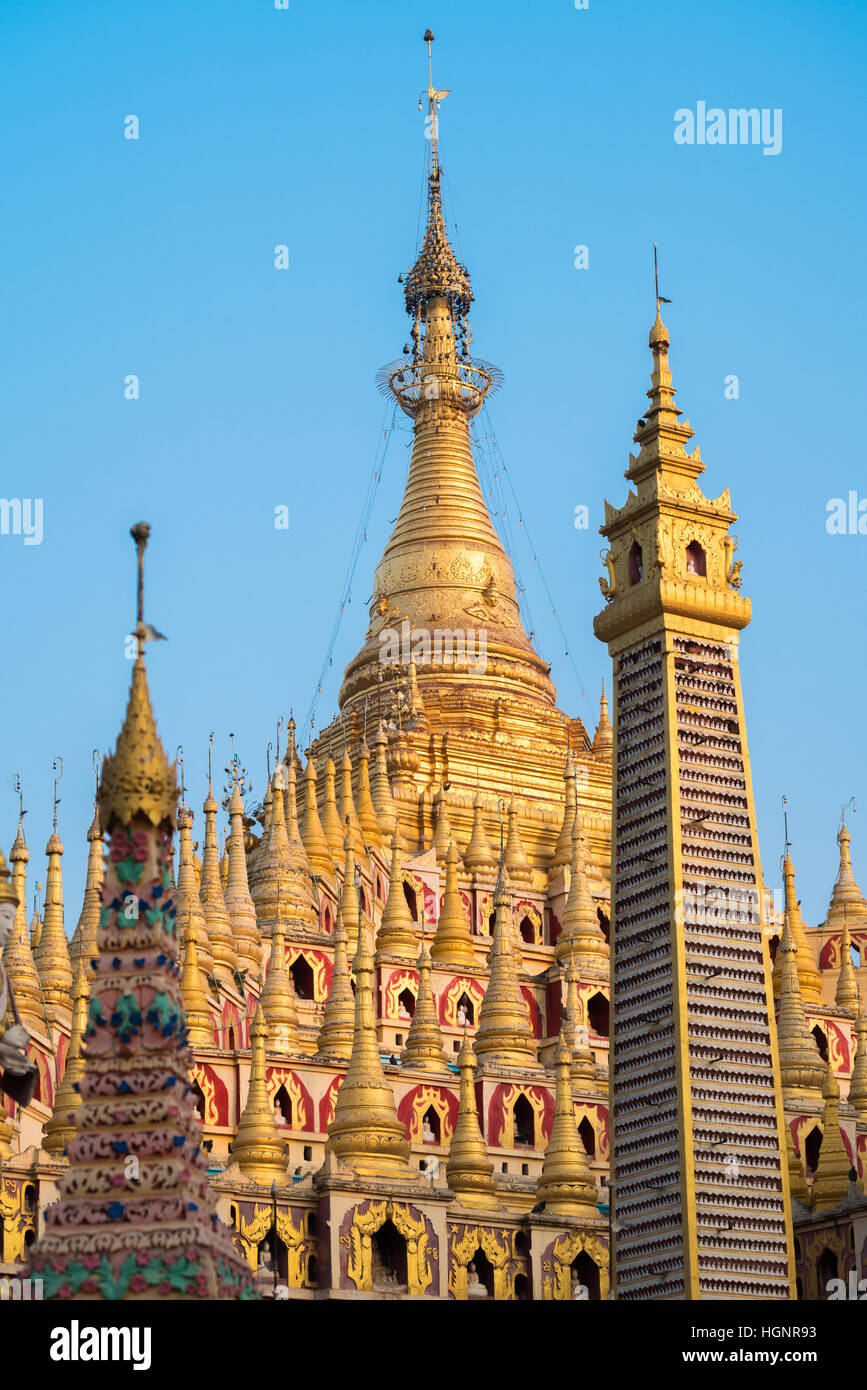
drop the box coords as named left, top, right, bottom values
left=519, top=915, right=535, bottom=944
left=597, top=908, right=610, bottom=945
left=513, top=1093, right=535, bottom=1147
left=303, top=1145, right=312, bottom=1162
left=685, top=541, right=707, bottom=577
left=371, top=1219, right=408, bottom=1291
left=587, top=991, right=610, bottom=1038
left=817, top=1247, right=838, bottom=1291
left=628, top=541, right=643, bottom=585
left=804, top=1126, right=823, bottom=1175
left=768, top=934, right=780, bottom=965
left=456, top=993, right=475, bottom=1026
left=403, top=883, right=418, bottom=920
left=578, top=1116, right=596, bottom=1158
left=571, top=1251, right=601, bottom=1301
left=514, top=1273, right=530, bottom=1301
left=290, top=955, right=315, bottom=1000
left=422, top=1106, right=440, bottom=1144
left=323, top=904, right=333, bottom=933
left=273, top=1085, right=293, bottom=1127
left=398, top=988, right=415, bottom=1020
left=258, top=1227, right=289, bottom=1284
left=307, top=1254, right=318, bottom=1285
left=227, top=1025, right=237, bottom=1050
left=812, top=1025, right=829, bottom=1064
left=191, top=1081, right=206, bottom=1121
left=467, top=1246, right=495, bottom=1299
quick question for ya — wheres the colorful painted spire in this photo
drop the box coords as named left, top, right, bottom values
left=229, top=1008, right=288, bottom=1185
left=376, top=832, right=417, bottom=960
left=326, top=920, right=410, bottom=1176
left=401, top=941, right=448, bottom=1072
left=536, top=1034, right=598, bottom=1214
left=475, top=863, right=536, bottom=1067
left=445, top=1029, right=498, bottom=1209
left=30, top=522, right=252, bottom=1300
left=431, top=839, right=475, bottom=966
left=4, top=821, right=44, bottom=1033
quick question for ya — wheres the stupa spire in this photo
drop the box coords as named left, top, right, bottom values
left=772, top=851, right=821, bottom=1002
left=300, top=757, right=334, bottom=879
left=463, top=793, right=497, bottom=876
left=338, top=748, right=366, bottom=859
left=199, top=744, right=237, bottom=984
left=591, top=684, right=613, bottom=757
left=505, top=797, right=532, bottom=883
left=401, top=938, right=448, bottom=1072
left=550, top=754, right=577, bottom=868
left=175, top=803, right=214, bottom=977
left=557, top=817, right=608, bottom=970
left=563, top=949, right=596, bottom=1086
left=337, top=824, right=362, bottom=957
left=316, top=903, right=356, bottom=1061
left=536, top=1033, right=598, bottom=1214
left=811, top=1067, right=852, bottom=1213
left=30, top=522, right=252, bottom=1300
left=475, top=861, right=536, bottom=1067
left=848, top=1010, right=867, bottom=1120
left=775, top=920, right=826, bottom=1103
left=34, top=762, right=72, bottom=1023
left=224, top=778, right=263, bottom=980
left=375, top=832, right=417, bottom=959
left=326, top=919, right=410, bottom=1175
left=180, top=921, right=214, bottom=1046
left=445, top=1027, right=498, bottom=1208
left=431, top=838, right=475, bottom=966
left=42, top=964, right=89, bottom=1156
left=835, top=914, right=861, bottom=1012
left=319, top=756, right=345, bottom=864
left=4, top=818, right=44, bottom=1033
left=229, top=1007, right=288, bottom=1185
left=258, top=919, right=300, bottom=1055
left=370, top=723, right=398, bottom=843
left=354, top=738, right=382, bottom=849
left=68, top=797, right=104, bottom=976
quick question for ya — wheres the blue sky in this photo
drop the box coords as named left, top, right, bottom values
left=1, top=0, right=865, bottom=931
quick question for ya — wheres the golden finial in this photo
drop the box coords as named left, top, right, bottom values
left=369, top=722, right=398, bottom=843
left=445, top=1028, right=498, bottom=1209
left=316, top=903, right=356, bottom=1060
left=258, top=918, right=300, bottom=1055
left=811, top=1067, right=852, bottom=1212
left=42, top=964, right=90, bottom=1156
left=34, top=764, right=73, bottom=1022
left=475, top=862, right=536, bottom=1068
left=179, top=919, right=214, bottom=1047
left=68, top=778, right=104, bottom=976
left=563, top=946, right=596, bottom=1086
left=550, top=752, right=577, bottom=869
left=336, top=823, right=362, bottom=958
left=229, top=1007, right=289, bottom=1185
left=99, top=524, right=178, bottom=829
left=326, top=916, right=410, bottom=1177
left=463, top=793, right=496, bottom=876
left=820, top=813, right=867, bottom=950
left=772, top=848, right=821, bottom=1002
left=375, top=832, right=417, bottom=960
left=354, top=739, right=382, bottom=850
left=835, top=912, right=861, bottom=1013
left=505, top=797, right=532, bottom=884
left=338, top=749, right=365, bottom=859
left=591, top=683, right=613, bottom=757
left=224, top=776, right=262, bottom=980
left=199, top=746, right=238, bottom=986
left=557, top=816, right=608, bottom=969
left=175, top=803, right=215, bottom=975
left=536, top=1032, right=599, bottom=1214
left=401, top=936, right=448, bottom=1072
left=4, top=813, right=43, bottom=1033
left=775, top=920, right=826, bottom=1102
left=250, top=762, right=317, bottom=936
left=320, top=756, right=345, bottom=864
left=431, top=839, right=475, bottom=966
left=300, top=758, right=334, bottom=879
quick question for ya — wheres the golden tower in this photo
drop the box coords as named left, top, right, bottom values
left=594, top=294, right=794, bottom=1300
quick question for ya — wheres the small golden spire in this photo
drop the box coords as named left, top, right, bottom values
left=320, top=756, right=345, bottom=864
left=475, top=862, right=536, bottom=1067
left=300, top=758, right=334, bottom=879
left=772, top=852, right=822, bottom=1002
left=250, top=763, right=317, bottom=936
left=821, top=818, right=867, bottom=940
left=431, top=839, right=475, bottom=966
left=848, top=1011, right=867, bottom=1121
left=68, top=800, right=104, bottom=976
left=402, top=939, right=448, bottom=1072
left=563, top=950, right=596, bottom=1086
left=557, top=818, right=609, bottom=969
left=337, top=748, right=366, bottom=860
left=224, top=779, right=263, bottom=979
left=283, top=757, right=313, bottom=882
left=775, top=920, right=826, bottom=1102
left=375, top=832, right=417, bottom=959
left=785, top=1119, right=809, bottom=1205
left=258, top=919, right=300, bottom=1055
left=326, top=920, right=410, bottom=1176
left=34, top=770, right=73, bottom=1022
left=29, top=886, right=42, bottom=953
left=229, top=1007, right=288, bottom=1185
left=445, top=1028, right=498, bottom=1208
left=463, top=793, right=496, bottom=876
left=175, top=804, right=215, bottom=976
left=811, top=1067, right=852, bottom=1212
left=180, top=919, right=214, bottom=1047
left=536, top=1033, right=598, bottom=1214
left=4, top=821, right=44, bottom=1033
left=835, top=914, right=861, bottom=1013
left=316, top=904, right=356, bottom=1061
left=220, top=837, right=228, bottom=893
left=199, top=754, right=238, bottom=985
left=591, top=684, right=613, bottom=757
left=504, top=798, right=532, bottom=883
left=337, top=824, right=362, bottom=957
left=370, top=723, right=399, bottom=844
left=42, top=964, right=89, bottom=1157
left=355, top=739, right=382, bottom=849
left=550, top=753, right=577, bottom=868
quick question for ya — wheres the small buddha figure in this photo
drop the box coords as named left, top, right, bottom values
left=422, top=1114, right=436, bottom=1144
left=466, top=1261, right=488, bottom=1298
left=570, top=1270, right=589, bottom=1301
left=456, top=1003, right=468, bottom=1027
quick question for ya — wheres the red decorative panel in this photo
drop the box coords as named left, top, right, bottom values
left=487, top=1081, right=555, bottom=1149
left=318, top=1075, right=343, bottom=1131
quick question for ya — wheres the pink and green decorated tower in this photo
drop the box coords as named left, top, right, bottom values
left=29, top=523, right=254, bottom=1300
